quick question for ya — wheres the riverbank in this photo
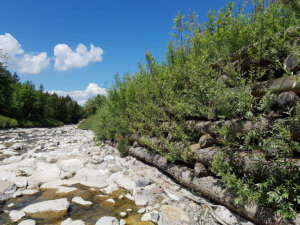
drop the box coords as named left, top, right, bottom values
left=0, top=125, right=253, bottom=225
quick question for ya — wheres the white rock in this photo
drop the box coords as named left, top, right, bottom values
left=8, top=203, right=15, bottom=208
left=56, top=186, right=78, bottom=194
left=120, top=219, right=126, bottom=225
left=72, top=196, right=92, bottom=207
left=134, top=195, right=148, bottom=206
left=112, top=174, right=135, bottom=192
left=141, top=213, right=151, bottom=221
left=18, top=219, right=36, bottom=225
left=61, top=218, right=86, bottom=225
left=58, top=159, right=83, bottom=174
left=138, top=208, right=146, bottom=214
left=30, top=162, right=61, bottom=183
left=103, top=183, right=118, bottom=194
left=22, top=198, right=70, bottom=218
left=22, top=189, right=39, bottom=195
left=95, top=216, right=119, bottom=225
left=106, top=198, right=115, bottom=204
left=9, top=210, right=25, bottom=222
left=119, top=212, right=127, bottom=217
left=125, top=193, right=134, bottom=200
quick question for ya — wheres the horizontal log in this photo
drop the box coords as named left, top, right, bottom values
left=128, top=147, right=299, bottom=225
left=252, top=75, right=300, bottom=97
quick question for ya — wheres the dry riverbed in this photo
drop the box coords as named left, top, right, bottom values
left=0, top=125, right=252, bottom=225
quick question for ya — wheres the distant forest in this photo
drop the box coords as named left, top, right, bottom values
left=0, top=63, right=83, bottom=127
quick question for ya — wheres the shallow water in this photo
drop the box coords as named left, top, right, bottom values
left=0, top=184, right=155, bottom=225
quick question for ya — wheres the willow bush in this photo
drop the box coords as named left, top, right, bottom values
left=81, top=0, right=299, bottom=218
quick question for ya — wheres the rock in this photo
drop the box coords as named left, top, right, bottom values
left=106, top=198, right=115, bottom=204
left=74, top=168, right=109, bottom=188
left=141, top=213, right=151, bottom=221
left=10, top=143, right=24, bottom=150
left=0, top=180, right=17, bottom=195
left=22, top=198, right=70, bottom=219
left=118, top=195, right=124, bottom=199
left=61, top=218, right=86, bottom=225
left=160, top=205, right=190, bottom=224
left=284, top=54, right=299, bottom=71
left=120, top=219, right=126, bottom=225
left=110, top=165, right=121, bottom=173
left=190, top=143, right=200, bottom=152
left=72, top=196, right=92, bottom=207
left=194, top=163, right=209, bottom=177
left=134, top=195, right=148, bottom=206
left=199, top=134, right=215, bottom=148
left=0, top=180, right=17, bottom=203
left=125, top=193, right=134, bottom=200
left=56, top=186, right=78, bottom=195
left=18, top=219, right=36, bottom=225
left=151, top=211, right=160, bottom=223
left=112, top=174, right=135, bottom=192
left=95, top=216, right=119, bottom=225
left=138, top=208, right=146, bottom=214
left=103, top=183, right=118, bottom=194
left=8, top=203, right=15, bottom=208
left=135, top=177, right=153, bottom=187
left=22, top=189, right=39, bottom=195
left=119, top=212, right=127, bottom=217
left=276, top=91, right=299, bottom=109
left=9, top=210, right=25, bottom=222
left=58, top=159, right=83, bottom=174
left=30, top=162, right=61, bottom=183
left=98, top=161, right=108, bottom=170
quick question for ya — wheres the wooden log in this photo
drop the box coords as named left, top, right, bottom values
left=128, top=147, right=299, bottom=225
left=253, top=75, right=300, bottom=97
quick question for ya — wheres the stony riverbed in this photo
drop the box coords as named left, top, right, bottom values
left=0, top=125, right=253, bottom=225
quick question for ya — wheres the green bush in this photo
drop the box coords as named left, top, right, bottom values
left=0, top=115, right=18, bottom=128
left=81, top=0, right=299, bottom=218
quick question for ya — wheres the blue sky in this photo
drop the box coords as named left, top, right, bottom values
left=0, top=0, right=240, bottom=104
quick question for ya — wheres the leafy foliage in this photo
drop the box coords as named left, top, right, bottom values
left=0, top=62, right=83, bottom=127
left=81, top=0, right=299, bottom=218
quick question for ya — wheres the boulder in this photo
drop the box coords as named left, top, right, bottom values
left=18, top=220, right=36, bottom=225
left=284, top=54, right=299, bottom=71
left=160, top=205, right=190, bottom=224
left=135, top=177, right=153, bottom=187
left=275, top=91, right=299, bottom=109
left=30, top=162, right=61, bottom=183
left=9, top=210, right=25, bottom=222
left=134, top=195, right=148, bottom=206
left=95, top=216, right=119, bottom=225
left=194, top=163, right=209, bottom=177
left=58, top=159, right=83, bottom=174
left=22, top=198, right=70, bottom=219
left=71, top=196, right=92, bottom=207
left=61, top=218, right=85, bottom=225
left=199, top=134, right=215, bottom=148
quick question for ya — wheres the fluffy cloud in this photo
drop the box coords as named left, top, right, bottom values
left=54, top=43, right=103, bottom=71
left=48, top=83, right=107, bottom=105
left=0, top=33, right=50, bottom=74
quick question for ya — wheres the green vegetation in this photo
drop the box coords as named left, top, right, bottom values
left=0, top=62, right=83, bottom=127
left=0, top=115, right=18, bottom=128
left=81, top=0, right=299, bottom=219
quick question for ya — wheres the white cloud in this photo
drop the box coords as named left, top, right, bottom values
left=47, top=83, right=107, bottom=106
left=0, top=33, right=50, bottom=74
left=54, top=43, right=103, bottom=71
